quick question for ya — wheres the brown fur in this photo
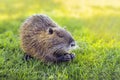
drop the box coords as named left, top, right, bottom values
left=20, top=14, right=75, bottom=63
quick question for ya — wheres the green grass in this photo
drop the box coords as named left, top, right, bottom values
left=0, top=0, right=120, bottom=80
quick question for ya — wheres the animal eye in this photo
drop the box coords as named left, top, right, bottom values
left=48, top=28, right=53, bottom=34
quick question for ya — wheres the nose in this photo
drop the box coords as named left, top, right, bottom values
left=71, top=42, right=75, bottom=47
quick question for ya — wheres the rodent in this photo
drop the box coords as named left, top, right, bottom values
left=20, top=14, right=76, bottom=63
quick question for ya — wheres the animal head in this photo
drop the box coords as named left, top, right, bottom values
left=45, top=27, right=75, bottom=53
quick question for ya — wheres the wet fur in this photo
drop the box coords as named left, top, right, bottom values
left=20, top=14, right=75, bottom=63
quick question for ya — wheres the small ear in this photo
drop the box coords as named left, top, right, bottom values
left=48, top=28, right=53, bottom=34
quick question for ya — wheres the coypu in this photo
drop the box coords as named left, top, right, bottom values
left=20, top=14, right=76, bottom=63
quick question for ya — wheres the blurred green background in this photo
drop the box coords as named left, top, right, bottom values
left=1, top=0, right=120, bottom=34
left=0, top=0, right=120, bottom=79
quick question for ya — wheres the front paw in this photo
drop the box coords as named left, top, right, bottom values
left=57, top=53, right=75, bottom=62
left=69, top=53, right=75, bottom=59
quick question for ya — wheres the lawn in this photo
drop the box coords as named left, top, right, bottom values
left=0, top=0, right=120, bottom=80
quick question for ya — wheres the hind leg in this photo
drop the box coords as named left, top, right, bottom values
left=24, top=54, right=33, bottom=61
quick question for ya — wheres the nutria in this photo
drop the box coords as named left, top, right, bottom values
left=20, top=14, right=76, bottom=63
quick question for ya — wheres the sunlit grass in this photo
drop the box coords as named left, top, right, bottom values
left=0, top=0, right=120, bottom=80
left=0, top=0, right=120, bottom=20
